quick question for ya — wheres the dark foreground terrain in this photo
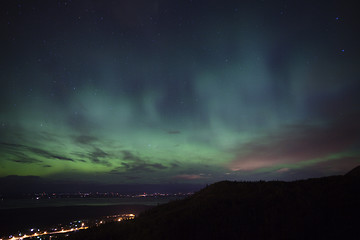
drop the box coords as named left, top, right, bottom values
left=66, top=166, right=360, bottom=240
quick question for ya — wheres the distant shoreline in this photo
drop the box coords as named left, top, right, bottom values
left=0, top=197, right=172, bottom=210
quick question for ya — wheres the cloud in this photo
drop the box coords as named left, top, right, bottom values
left=0, top=142, right=23, bottom=148
left=51, top=155, right=74, bottom=161
left=13, top=158, right=42, bottom=164
left=229, top=116, right=360, bottom=171
left=151, top=163, right=167, bottom=170
left=88, top=147, right=111, bottom=166
left=121, top=150, right=142, bottom=162
left=0, top=141, right=74, bottom=162
left=170, top=162, right=180, bottom=168
left=1, top=149, right=43, bottom=164
left=51, top=147, right=108, bottom=165
left=116, top=150, right=168, bottom=172
left=29, top=147, right=74, bottom=162
left=121, top=162, right=167, bottom=173
left=173, top=174, right=207, bottom=180
left=73, top=135, right=98, bottom=145
left=91, top=147, right=109, bottom=158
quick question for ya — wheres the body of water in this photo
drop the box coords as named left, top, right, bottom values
left=0, top=197, right=173, bottom=209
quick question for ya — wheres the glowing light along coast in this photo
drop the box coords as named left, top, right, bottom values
left=5, top=227, right=89, bottom=240
left=1, top=214, right=135, bottom=240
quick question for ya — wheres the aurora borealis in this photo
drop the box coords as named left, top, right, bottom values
left=1, top=0, right=359, bottom=192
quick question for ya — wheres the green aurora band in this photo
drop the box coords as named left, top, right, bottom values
left=1, top=0, right=359, bottom=186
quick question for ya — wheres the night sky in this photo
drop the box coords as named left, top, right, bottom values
left=1, top=0, right=359, bottom=192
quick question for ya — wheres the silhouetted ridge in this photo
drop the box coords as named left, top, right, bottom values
left=67, top=168, right=360, bottom=240
left=345, top=165, right=360, bottom=177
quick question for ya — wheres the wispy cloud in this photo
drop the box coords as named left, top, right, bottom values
left=88, top=147, right=111, bottom=166
left=13, top=158, right=42, bottom=164
left=0, top=142, right=74, bottom=162
left=108, top=150, right=169, bottom=173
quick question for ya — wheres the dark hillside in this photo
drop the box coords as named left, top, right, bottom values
left=345, top=165, right=360, bottom=178
left=68, top=167, right=360, bottom=240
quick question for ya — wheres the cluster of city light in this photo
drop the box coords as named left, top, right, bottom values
left=117, top=214, right=135, bottom=222
left=5, top=226, right=88, bottom=240
left=2, top=214, right=135, bottom=240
